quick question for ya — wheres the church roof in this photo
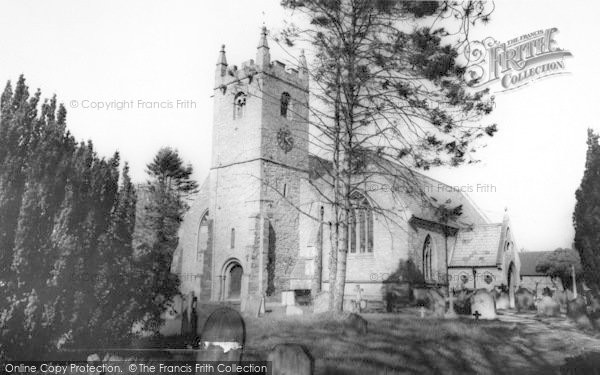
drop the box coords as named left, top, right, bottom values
left=449, top=224, right=503, bottom=267
left=308, top=154, right=490, bottom=227
left=519, top=251, right=553, bottom=276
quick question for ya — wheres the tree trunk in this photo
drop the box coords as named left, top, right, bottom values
left=311, top=206, right=324, bottom=297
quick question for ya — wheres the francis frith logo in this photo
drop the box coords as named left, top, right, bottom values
left=465, top=27, right=572, bottom=92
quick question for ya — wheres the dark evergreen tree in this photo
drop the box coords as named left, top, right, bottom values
left=573, top=129, right=600, bottom=292
left=0, top=76, right=143, bottom=359
left=136, top=147, right=197, bottom=331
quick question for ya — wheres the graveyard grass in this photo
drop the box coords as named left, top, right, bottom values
left=235, top=309, right=600, bottom=375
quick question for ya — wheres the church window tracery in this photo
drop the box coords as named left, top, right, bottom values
left=348, top=192, right=373, bottom=253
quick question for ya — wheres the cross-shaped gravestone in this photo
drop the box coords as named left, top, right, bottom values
left=473, top=310, right=481, bottom=321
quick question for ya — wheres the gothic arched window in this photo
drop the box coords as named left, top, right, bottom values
left=423, top=235, right=433, bottom=281
left=234, top=92, right=247, bottom=119
left=348, top=192, right=373, bottom=253
left=231, top=228, right=235, bottom=249
left=197, top=211, right=210, bottom=262
left=280, top=92, right=290, bottom=118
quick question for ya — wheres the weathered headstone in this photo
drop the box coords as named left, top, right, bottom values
left=515, top=287, right=536, bottom=312
left=470, top=289, right=496, bottom=320
left=495, top=292, right=510, bottom=310
left=343, top=313, right=368, bottom=335
left=197, top=307, right=245, bottom=362
left=536, top=296, right=561, bottom=317
left=87, top=353, right=101, bottom=363
left=553, top=290, right=568, bottom=312
left=313, top=291, right=329, bottom=314
left=427, top=288, right=446, bottom=318
left=268, top=344, right=313, bottom=375
left=286, top=305, right=304, bottom=316
left=353, top=285, right=365, bottom=313
left=282, top=291, right=296, bottom=306
left=567, top=295, right=587, bottom=319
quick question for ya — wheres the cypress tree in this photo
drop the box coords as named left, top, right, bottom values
left=573, top=129, right=600, bottom=292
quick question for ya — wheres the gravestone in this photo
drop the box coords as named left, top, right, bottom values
left=313, top=292, right=330, bottom=314
left=537, top=296, right=561, bottom=317
left=567, top=295, right=587, bottom=319
left=495, top=292, right=510, bottom=310
left=343, top=313, right=368, bottom=335
left=268, top=344, right=313, bottom=375
left=553, top=290, right=568, bottom=312
left=197, top=307, right=245, bottom=362
left=243, top=294, right=264, bottom=318
left=353, top=285, right=365, bottom=313
left=427, top=289, right=446, bottom=318
left=567, top=296, right=593, bottom=329
left=282, top=291, right=295, bottom=306
left=470, top=289, right=496, bottom=320
left=286, top=305, right=304, bottom=316
left=87, top=354, right=101, bottom=363
left=515, top=287, right=536, bottom=312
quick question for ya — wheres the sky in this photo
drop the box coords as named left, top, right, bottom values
left=0, top=0, right=597, bottom=252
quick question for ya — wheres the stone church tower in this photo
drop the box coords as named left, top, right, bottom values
left=207, top=27, right=310, bottom=309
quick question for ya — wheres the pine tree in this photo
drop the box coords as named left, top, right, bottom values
left=279, top=0, right=495, bottom=311
left=573, top=129, right=600, bottom=292
left=136, top=147, right=197, bottom=331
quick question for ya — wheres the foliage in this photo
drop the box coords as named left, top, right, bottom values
left=279, top=0, right=495, bottom=311
left=0, top=76, right=173, bottom=358
left=536, top=249, right=582, bottom=290
left=135, top=147, right=197, bottom=331
left=573, top=129, right=600, bottom=292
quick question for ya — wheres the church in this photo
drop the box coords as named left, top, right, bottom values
left=171, top=28, right=522, bottom=312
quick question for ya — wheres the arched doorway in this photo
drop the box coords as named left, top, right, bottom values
left=507, top=262, right=516, bottom=308
left=222, top=260, right=243, bottom=300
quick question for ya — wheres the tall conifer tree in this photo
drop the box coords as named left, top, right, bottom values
left=573, top=129, right=600, bottom=292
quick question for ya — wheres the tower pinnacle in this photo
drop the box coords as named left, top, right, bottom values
left=216, top=44, right=228, bottom=77
left=257, top=27, right=270, bottom=68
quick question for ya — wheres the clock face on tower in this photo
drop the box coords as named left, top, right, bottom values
left=277, top=127, right=294, bottom=153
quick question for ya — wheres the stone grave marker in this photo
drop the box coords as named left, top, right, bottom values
left=268, top=343, right=313, bottom=375
left=515, top=287, right=536, bottom=312
left=536, top=296, right=561, bottom=317
left=470, top=289, right=496, bottom=320
left=197, top=307, right=245, bottom=362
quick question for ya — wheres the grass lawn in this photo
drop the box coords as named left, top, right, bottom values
left=236, top=308, right=600, bottom=375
